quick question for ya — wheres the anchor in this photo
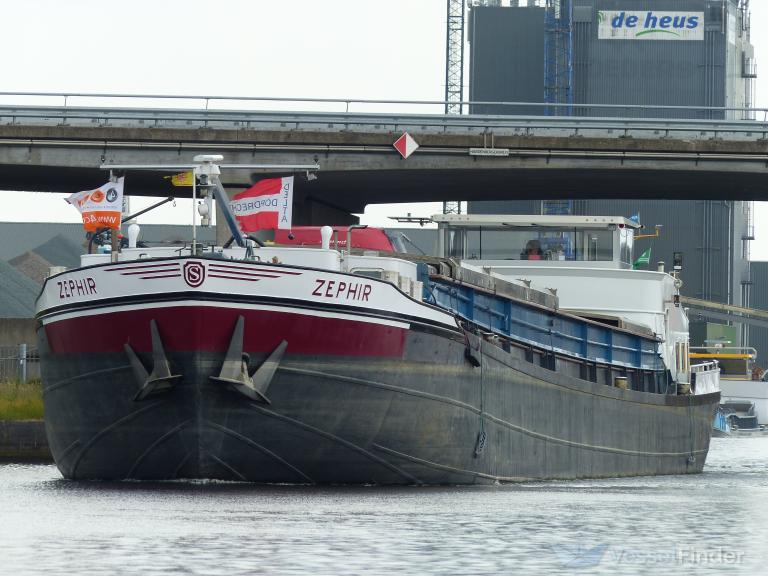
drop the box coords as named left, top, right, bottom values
left=210, top=315, right=287, bottom=404
left=125, top=319, right=182, bottom=401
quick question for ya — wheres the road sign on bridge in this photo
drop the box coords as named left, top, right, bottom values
left=393, top=132, right=419, bottom=159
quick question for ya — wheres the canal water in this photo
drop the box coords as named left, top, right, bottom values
left=1, top=437, right=766, bottom=575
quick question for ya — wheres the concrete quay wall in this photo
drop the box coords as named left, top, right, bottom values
left=0, top=420, right=51, bottom=461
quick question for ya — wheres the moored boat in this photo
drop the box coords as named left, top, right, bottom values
left=691, top=346, right=767, bottom=435
left=36, top=156, right=720, bottom=483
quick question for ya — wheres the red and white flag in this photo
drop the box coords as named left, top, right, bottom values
left=229, top=176, right=293, bottom=232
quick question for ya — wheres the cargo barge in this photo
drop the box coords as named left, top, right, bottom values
left=36, top=156, right=719, bottom=482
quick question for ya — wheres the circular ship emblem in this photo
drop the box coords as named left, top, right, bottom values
left=183, top=261, right=206, bottom=288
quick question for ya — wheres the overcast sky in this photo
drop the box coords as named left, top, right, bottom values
left=2, top=0, right=768, bottom=255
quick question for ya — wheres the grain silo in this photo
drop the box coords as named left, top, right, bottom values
left=467, top=1, right=755, bottom=342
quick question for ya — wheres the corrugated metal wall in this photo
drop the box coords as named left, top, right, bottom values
left=468, top=1, right=748, bottom=118
left=575, top=199, right=736, bottom=302
left=748, top=262, right=768, bottom=367
left=468, top=6, right=546, bottom=115
left=573, top=0, right=733, bottom=118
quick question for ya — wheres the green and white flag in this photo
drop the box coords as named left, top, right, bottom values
left=633, top=248, right=651, bottom=270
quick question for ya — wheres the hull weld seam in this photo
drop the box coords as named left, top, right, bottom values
left=372, top=444, right=532, bottom=483
left=246, top=405, right=422, bottom=484
left=43, top=365, right=132, bottom=395
left=55, top=439, right=81, bottom=464
left=172, top=453, right=192, bottom=479
left=201, top=450, right=247, bottom=481
left=280, top=366, right=480, bottom=413
left=284, top=366, right=709, bottom=458
left=203, top=420, right=314, bottom=483
left=126, top=419, right=193, bottom=478
left=69, top=399, right=171, bottom=477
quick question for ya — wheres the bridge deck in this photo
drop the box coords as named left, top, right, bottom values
left=1, top=97, right=768, bottom=216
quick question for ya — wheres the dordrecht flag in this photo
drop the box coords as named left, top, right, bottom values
left=66, top=178, right=125, bottom=232
left=229, top=176, right=293, bottom=232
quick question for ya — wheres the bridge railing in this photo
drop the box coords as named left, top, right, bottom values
left=0, top=92, right=767, bottom=121
left=2, top=94, right=768, bottom=142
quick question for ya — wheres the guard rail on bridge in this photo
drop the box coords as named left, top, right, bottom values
left=1, top=92, right=768, bottom=142
left=2, top=93, right=768, bottom=210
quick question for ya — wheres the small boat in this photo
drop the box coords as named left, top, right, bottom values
left=712, top=407, right=732, bottom=437
left=689, top=359, right=728, bottom=436
left=36, top=156, right=719, bottom=483
left=690, top=346, right=767, bottom=435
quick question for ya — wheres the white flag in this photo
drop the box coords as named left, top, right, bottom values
left=66, top=178, right=124, bottom=231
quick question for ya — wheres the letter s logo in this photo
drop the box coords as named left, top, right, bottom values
left=183, top=261, right=206, bottom=288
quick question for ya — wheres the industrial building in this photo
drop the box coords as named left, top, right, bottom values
left=748, top=263, right=768, bottom=365
left=465, top=0, right=757, bottom=349
left=468, top=0, right=755, bottom=117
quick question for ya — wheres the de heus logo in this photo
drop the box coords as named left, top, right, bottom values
left=610, top=11, right=699, bottom=37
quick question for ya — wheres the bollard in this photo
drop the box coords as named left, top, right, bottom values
left=18, top=343, right=27, bottom=383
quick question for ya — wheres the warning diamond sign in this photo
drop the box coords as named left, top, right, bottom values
left=393, top=132, right=419, bottom=159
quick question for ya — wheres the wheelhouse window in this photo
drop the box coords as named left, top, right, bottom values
left=351, top=268, right=384, bottom=279
left=445, top=226, right=622, bottom=262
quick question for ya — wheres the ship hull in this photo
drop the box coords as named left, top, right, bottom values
left=39, top=301, right=718, bottom=483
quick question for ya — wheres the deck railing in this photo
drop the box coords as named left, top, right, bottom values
left=691, top=361, right=721, bottom=395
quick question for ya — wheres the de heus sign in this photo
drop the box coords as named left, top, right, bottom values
left=598, top=11, right=704, bottom=41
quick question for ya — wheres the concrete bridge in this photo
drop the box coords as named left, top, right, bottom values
left=1, top=94, right=768, bottom=223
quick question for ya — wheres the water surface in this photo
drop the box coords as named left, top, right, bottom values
left=2, top=437, right=766, bottom=575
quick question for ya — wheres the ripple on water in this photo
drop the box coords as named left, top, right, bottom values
left=0, top=437, right=766, bottom=575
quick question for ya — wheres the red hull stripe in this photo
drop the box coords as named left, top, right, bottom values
left=43, top=305, right=407, bottom=357
left=141, top=274, right=182, bottom=280
left=207, top=263, right=302, bottom=275
left=207, top=274, right=260, bottom=281
left=207, top=268, right=282, bottom=278
left=119, top=268, right=181, bottom=276
left=105, top=263, right=181, bottom=272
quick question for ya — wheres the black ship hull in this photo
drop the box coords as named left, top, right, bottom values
left=38, top=301, right=718, bottom=483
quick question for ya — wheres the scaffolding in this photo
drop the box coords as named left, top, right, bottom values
left=444, top=0, right=467, bottom=212
left=444, top=0, right=466, bottom=115
left=543, top=0, right=573, bottom=115
left=542, top=1, right=573, bottom=213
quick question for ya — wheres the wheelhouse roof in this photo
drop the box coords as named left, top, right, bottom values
left=431, top=214, right=642, bottom=229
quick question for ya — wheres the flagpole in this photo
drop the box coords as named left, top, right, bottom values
left=192, top=171, right=197, bottom=255
left=110, top=170, right=119, bottom=263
